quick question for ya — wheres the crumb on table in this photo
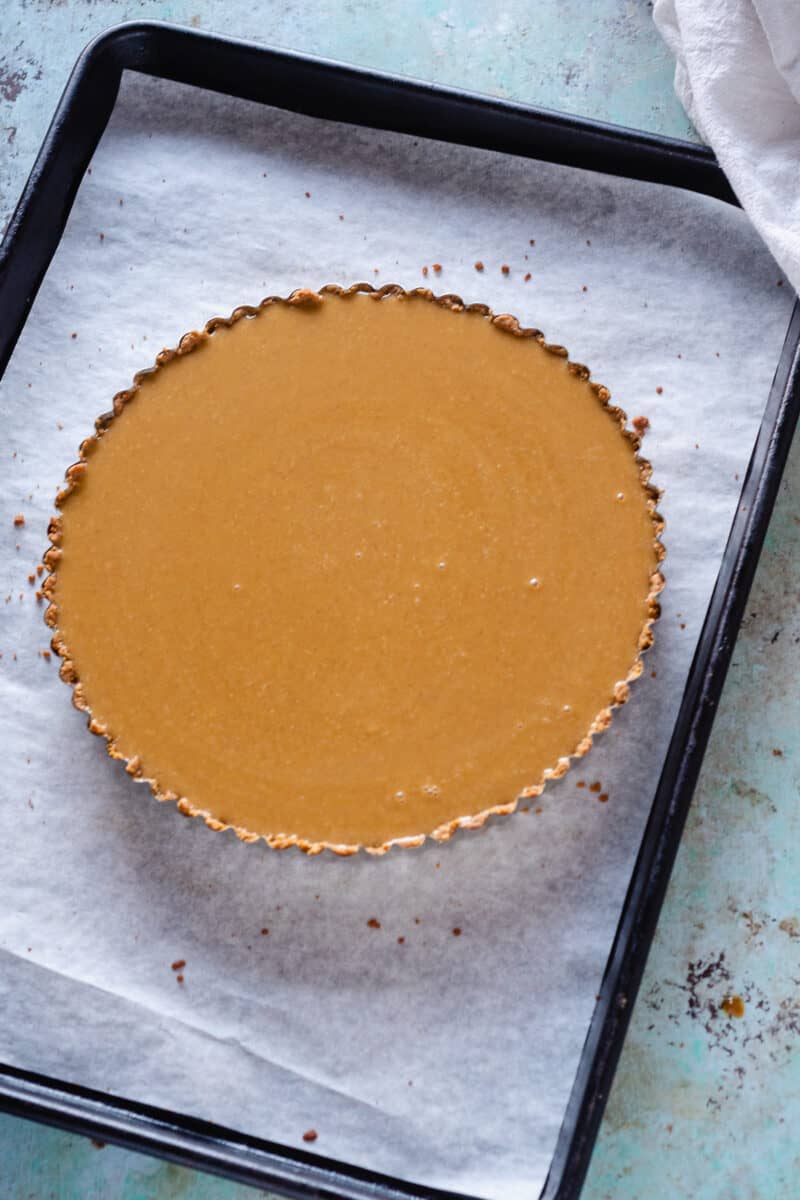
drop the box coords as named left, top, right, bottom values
left=721, top=994, right=745, bottom=1018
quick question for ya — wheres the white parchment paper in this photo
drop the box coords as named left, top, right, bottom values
left=0, top=73, right=793, bottom=1199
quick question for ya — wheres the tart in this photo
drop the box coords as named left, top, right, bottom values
left=44, top=284, right=664, bottom=855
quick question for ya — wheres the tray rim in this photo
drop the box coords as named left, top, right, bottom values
left=0, top=19, right=798, bottom=1200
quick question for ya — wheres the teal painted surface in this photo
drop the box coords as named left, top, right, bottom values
left=0, top=1113, right=270, bottom=1200
left=1, top=3, right=797, bottom=1199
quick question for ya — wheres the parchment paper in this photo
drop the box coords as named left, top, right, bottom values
left=0, top=73, right=793, bottom=1199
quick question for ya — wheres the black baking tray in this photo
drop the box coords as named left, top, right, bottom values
left=1, top=20, right=798, bottom=1200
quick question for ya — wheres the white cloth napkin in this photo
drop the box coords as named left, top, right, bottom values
left=654, top=0, right=800, bottom=294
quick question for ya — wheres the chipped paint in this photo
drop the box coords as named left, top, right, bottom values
left=0, top=66, right=26, bottom=104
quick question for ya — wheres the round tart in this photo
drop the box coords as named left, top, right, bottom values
left=44, top=284, right=663, bottom=855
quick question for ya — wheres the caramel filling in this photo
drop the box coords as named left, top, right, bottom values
left=52, top=290, right=658, bottom=848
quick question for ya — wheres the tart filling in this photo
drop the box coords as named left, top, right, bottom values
left=44, top=284, right=664, bottom=854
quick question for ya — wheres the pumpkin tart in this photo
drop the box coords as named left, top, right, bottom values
left=44, top=284, right=663, bottom=854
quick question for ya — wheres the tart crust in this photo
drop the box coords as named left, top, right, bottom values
left=43, top=283, right=665, bottom=856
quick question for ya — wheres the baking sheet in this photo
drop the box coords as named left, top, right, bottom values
left=0, top=71, right=793, bottom=1200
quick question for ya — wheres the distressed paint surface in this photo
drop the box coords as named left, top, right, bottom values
left=0, top=2, right=797, bottom=1198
